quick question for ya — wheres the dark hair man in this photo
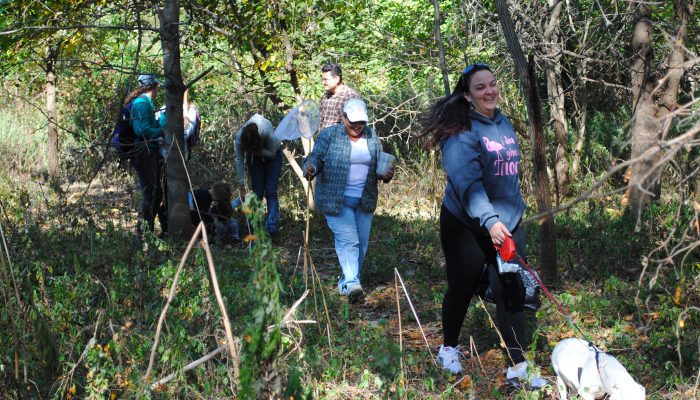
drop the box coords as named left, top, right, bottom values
left=319, top=63, right=360, bottom=131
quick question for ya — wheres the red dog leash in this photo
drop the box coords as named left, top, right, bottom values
left=495, top=236, right=590, bottom=340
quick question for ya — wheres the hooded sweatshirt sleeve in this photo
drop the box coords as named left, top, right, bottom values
left=131, top=96, right=163, bottom=142
left=442, top=132, right=499, bottom=231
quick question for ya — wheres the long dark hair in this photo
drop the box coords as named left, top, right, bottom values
left=123, top=83, right=158, bottom=106
left=240, top=123, right=262, bottom=153
left=421, top=64, right=492, bottom=148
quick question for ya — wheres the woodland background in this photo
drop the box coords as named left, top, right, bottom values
left=0, top=0, right=698, bottom=398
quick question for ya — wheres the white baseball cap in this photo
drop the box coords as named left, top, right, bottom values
left=343, top=98, right=368, bottom=123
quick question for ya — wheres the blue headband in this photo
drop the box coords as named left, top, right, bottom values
left=462, top=63, right=489, bottom=76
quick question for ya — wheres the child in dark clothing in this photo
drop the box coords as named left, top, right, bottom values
left=189, top=182, right=240, bottom=243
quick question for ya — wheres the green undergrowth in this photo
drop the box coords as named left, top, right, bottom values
left=0, top=157, right=698, bottom=399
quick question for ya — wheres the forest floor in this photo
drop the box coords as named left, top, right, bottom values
left=1, top=162, right=695, bottom=399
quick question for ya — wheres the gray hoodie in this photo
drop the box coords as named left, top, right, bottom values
left=234, top=114, right=279, bottom=186
left=440, top=109, right=526, bottom=233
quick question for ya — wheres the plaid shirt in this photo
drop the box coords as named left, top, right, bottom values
left=318, top=84, right=360, bottom=131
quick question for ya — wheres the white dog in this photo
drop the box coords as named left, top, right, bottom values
left=551, top=338, right=645, bottom=400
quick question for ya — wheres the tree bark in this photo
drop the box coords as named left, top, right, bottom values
left=543, top=0, right=568, bottom=199
left=571, top=61, right=588, bottom=180
left=431, top=0, right=450, bottom=96
left=623, top=1, right=693, bottom=215
left=624, top=2, right=659, bottom=213
left=494, top=0, right=558, bottom=281
left=276, top=1, right=302, bottom=102
left=160, top=0, right=191, bottom=240
left=46, top=44, right=59, bottom=182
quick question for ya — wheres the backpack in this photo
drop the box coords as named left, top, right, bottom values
left=186, top=107, right=201, bottom=149
left=110, top=101, right=137, bottom=160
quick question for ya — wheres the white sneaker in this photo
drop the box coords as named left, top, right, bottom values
left=347, top=284, right=364, bottom=304
left=506, top=361, right=548, bottom=389
left=437, top=345, right=463, bottom=374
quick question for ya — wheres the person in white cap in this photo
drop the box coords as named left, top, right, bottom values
left=303, top=99, right=394, bottom=303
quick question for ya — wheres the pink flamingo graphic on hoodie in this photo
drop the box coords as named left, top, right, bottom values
left=482, top=137, right=504, bottom=164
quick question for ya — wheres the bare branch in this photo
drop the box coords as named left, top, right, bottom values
left=0, top=24, right=158, bottom=35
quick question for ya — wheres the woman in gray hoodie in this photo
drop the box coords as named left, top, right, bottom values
left=422, top=64, right=546, bottom=388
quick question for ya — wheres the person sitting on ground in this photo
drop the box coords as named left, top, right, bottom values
left=234, top=114, right=282, bottom=235
left=303, top=99, right=394, bottom=303
left=189, top=182, right=240, bottom=243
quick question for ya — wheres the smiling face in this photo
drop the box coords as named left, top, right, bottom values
left=342, top=113, right=366, bottom=138
left=464, top=69, right=499, bottom=118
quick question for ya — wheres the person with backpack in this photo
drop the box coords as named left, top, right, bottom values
left=421, top=63, right=547, bottom=387
left=235, top=114, right=282, bottom=235
left=129, top=74, right=165, bottom=234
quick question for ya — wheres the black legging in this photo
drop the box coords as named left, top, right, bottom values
left=440, top=204, right=527, bottom=365
left=131, top=148, right=163, bottom=232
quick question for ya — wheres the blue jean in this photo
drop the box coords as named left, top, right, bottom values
left=247, top=149, right=282, bottom=233
left=324, top=196, right=374, bottom=294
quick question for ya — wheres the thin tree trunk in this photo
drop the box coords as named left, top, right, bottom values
left=46, top=44, right=59, bottom=182
left=543, top=0, right=568, bottom=199
left=624, top=2, right=659, bottom=214
left=494, top=0, right=558, bottom=281
left=623, top=1, right=693, bottom=217
left=249, top=40, right=290, bottom=112
left=571, top=62, right=588, bottom=179
left=274, top=1, right=316, bottom=208
left=276, top=2, right=302, bottom=102
left=160, top=0, right=190, bottom=240
left=657, top=0, right=693, bottom=137
left=431, top=0, right=450, bottom=96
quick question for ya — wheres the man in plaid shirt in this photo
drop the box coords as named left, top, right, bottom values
left=318, top=63, right=361, bottom=131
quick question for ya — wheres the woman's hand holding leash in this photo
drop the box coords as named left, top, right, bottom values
left=489, top=221, right=511, bottom=246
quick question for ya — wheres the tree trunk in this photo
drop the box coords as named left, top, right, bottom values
left=276, top=2, right=302, bottom=102
left=431, top=0, right=450, bottom=96
left=160, top=0, right=191, bottom=240
left=624, top=3, right=659, bottom=213
left=494, top=0, right=558, bottom=281
left=623, top=1, right=693, bottom=215
left=571, top=62, right=588, bottom=180
left=543, top=0, right=568, bottom=199
left=250, top=40, right=290, bottom=112
left=46, top=44, right=59, bottom=182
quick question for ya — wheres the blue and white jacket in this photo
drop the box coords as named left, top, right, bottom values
left=441, top=109, right=526, bottom=232
left=304, top=123, right=383, bottom=215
